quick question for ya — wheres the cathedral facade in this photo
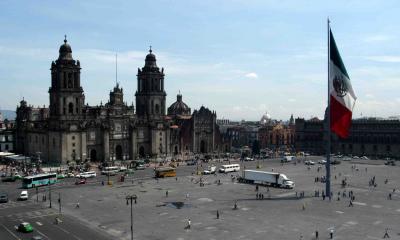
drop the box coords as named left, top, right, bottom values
left=15, top=38, right=230, bottom=164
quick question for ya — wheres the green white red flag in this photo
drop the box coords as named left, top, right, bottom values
left=329, top=29, right=357, bottom=138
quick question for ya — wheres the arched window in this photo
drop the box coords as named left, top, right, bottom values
left=68, top=102, right=74, bottom=114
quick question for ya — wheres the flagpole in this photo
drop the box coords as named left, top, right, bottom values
left=326, top=18, right=331, bottom=199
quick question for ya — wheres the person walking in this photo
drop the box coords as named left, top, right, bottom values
left=349, top=200, right=353, bottom=207
left=216, top=210, right=220, bottom=219
left=166, top=190, right=168, bottom=198
left=187, top=219, right=191, bottom=229
left=315, top=230, right=319, bottom=239
left=383, top=228, right=390, bottom=238
left=233, top=201, right=238, bottom=210
left=330, top=229, right=334, bottom=239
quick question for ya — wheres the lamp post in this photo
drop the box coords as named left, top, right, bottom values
left=126, top=194, right=137, bottom=240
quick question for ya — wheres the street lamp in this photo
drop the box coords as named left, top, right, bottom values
left=126, top=194, right=137, bottom=240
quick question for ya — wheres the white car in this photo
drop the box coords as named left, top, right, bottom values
left=305, top=160, right=315, bottom=165
left=19, top=191, right=28, bottom=201
left=318, top=160, right=327, bottom=164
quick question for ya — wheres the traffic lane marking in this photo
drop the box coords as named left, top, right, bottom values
left=0, top=223, right=21, bottom=240
left=38, top=216, right=83, bottom=240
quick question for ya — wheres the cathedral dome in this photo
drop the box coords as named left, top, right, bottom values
left=58, top=36, right=73, bottom=61
left=144, top=47, right=157, bottom=68
left=168, top=93, right=191, bottom=116
left=260, top=112, right=271, bottom=125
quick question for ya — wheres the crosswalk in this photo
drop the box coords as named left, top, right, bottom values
left=0, top=199, right=36, bottom=210
left=4, top=208, right=56, bottom=220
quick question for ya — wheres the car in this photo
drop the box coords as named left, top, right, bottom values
left=0, top=193, right=8, bottom=203
left=342, top=157, right=351, bottom=161
left=19, top=191, right=28, bottom=201
left=361, top=156, right=369, bottom=160
left=75, top=179, right=86, bottom=185
left=135, top=165, right=145, bottom=170
left=305, top=160, right=315, bottom=165
left=13, top=174, right=23, bottom=180
left=318, top=160, right=327, bottom=164
left=352, top=156, right=359, bottom=159
left=17, top=222, right=33, bottom=233
left=331, top=160, right=341, bottom=165
left=385, top=160, right=396, bottom=166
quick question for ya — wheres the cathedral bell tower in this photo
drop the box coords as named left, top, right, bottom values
left=135, top=47, right=166, bottom=119
left=49, top=36, right=84, bottom=120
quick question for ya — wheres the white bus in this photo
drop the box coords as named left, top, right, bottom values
left=77, top=171, right=97, bottom=178
left=101, top=166, right=119, bottom=176
left=219, top=164, right=240, bottom=173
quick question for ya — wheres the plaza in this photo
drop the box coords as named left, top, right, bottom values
left=2, top=157, right=396, bottom=240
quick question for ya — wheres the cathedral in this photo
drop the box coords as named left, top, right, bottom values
left=14, top=38, right=230, bottom=164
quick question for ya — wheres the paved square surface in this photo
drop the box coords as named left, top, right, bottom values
left=53, top=158, right=400, bottom=240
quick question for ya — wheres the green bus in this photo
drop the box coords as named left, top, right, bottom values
left=22, top=173, right=57, bottom=189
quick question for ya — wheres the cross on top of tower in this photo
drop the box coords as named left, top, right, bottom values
left=149, top=45, right=152, bottom=53
left=64, top=34, right=67, bottom=43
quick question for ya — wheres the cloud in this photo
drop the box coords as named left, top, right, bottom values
left=245, top=72, right=258, bottom=79
left=365, top=55, right=400, bottom=63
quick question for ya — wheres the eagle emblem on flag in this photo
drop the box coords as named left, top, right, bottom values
left=333, top=75, right=347, bottom=97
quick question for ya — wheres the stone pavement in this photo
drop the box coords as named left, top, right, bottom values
left=54, top=158, right=400, bottom=240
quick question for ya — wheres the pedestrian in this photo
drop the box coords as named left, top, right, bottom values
left=349, top=200, right=353, bottom=207
left=187, top=218, right=191, bottom=229
left=101, top=181, right=104, bottom=185
left=76, top=202, right=80, bottom=208
left=216, top=210, right=219, bottom=219
left=330, top=229, right=334, bottom=239
left=176, top=177, right=178, bottom=181
left=186, top=193, right=189, bottom=199
left=383, top=228, right=390, bottom=238
left=261, top=194, right=264, bottom=200
left=393, top=189, right=396, bottom=193
left=315, top=230, right=319, bottom=239
left=234, top=201, right=238, bottom=210
left=388, top=193, right=392, bottom=200
left=166, top=190, right=168, bottom=197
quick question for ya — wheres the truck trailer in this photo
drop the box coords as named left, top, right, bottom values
left=238, top=170, right=295, bottom=189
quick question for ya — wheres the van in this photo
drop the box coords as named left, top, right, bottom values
left=19, top=191, right=28, bottom=201
left=219, top=164, right=240, bottom=173
left=77, top=171, right=97, bottom=178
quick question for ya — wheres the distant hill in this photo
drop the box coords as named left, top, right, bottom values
left=0, top=110, right=16, bottom=120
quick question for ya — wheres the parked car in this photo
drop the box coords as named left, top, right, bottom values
left=342, top=157, right=351, bottom=161
left=0, top=193, right=8, bottom=203
left=17, top=222, right=33, bottom=233
left=361, top=156, right=369, bottom=160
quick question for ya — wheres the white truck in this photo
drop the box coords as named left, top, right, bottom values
left=238, top=170, right=295, bottom=189
left=203, top=165, right=216, bottom=175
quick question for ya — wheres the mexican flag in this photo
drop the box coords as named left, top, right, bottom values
left=329, top=29, right=357, bottom=138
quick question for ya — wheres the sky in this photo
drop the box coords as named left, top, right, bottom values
left=0, top=0, right=400, bottom=121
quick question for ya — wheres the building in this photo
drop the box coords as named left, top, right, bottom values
left=15, top=38, right=229, bottom=164
left=295, top=116, right=400, bottom=158
left=0, top=112, right=15, bottom=152
left=258, top=114, right=295, bottom=152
